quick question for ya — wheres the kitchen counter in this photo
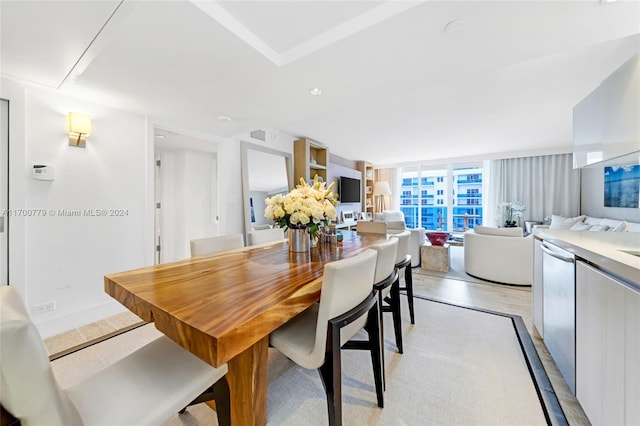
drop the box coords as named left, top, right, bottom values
left=534, top=228, right=640, bottom=289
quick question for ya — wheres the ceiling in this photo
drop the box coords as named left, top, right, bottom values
left=1, top=0, right=639, bottom=166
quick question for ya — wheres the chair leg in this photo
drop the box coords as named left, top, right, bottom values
left=377, top=292, right=386, bottom=391
left=212, top=378, right=232, bottom=426
left=404, top=266, right=415, bottom=324
left=318, top=325, right=343, bottom=426
left=365, top=303, right=384, bottom=408
left=390, top=278, right=403, bottom=354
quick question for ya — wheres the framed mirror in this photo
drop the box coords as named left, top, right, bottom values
left=241, top=141, right=293, bottom=243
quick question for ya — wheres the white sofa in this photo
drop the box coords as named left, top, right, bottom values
left=464, top=226, right=533, bottom=286
left=374, top=210, right=425, bottom=267
left=538, top=214, right=640, bottom=232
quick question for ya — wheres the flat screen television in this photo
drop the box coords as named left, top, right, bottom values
left=339, top=176, right=361, bottom=203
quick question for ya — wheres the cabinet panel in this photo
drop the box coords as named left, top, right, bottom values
left=533, top=239, right=543, bottom=336
left=626, top=285, right=640, bottom=425
left=576, top=261, right=626, bottom=425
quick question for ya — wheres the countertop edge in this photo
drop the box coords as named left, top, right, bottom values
left=533, top=228, right=640, bottom=289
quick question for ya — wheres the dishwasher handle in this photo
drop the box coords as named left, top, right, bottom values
left=541, top=243, right=575, bottom=263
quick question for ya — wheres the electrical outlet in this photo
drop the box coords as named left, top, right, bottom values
left=32, top=301, right=56, bottom=315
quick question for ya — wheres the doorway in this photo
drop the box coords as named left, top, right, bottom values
left=154, top=129, right=219, bottom=263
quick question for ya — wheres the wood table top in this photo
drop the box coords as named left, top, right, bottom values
left=104, top=230, right=387, bottom=368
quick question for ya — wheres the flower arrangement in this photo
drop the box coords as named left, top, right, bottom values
left=264, top=175, right=339, bottom=238
left=499, top=201, right=526, bottom=227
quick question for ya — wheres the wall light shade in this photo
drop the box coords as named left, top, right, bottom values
left=373, top=181, right=392, bottom=196
left=66, top=112, right=92, bottom=147
left=373, top=181, right=392, bottom=212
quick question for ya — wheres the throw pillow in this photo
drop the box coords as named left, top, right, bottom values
left=600, top=219, right=627, bottom=232
left=588, top=224, right=610, bottom=232
left=549, top=215, right=586, bottom=230
left=569, top=222, right=592, bottom=231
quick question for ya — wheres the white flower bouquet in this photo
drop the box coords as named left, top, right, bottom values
left=264, top=175, right=339, bottom=238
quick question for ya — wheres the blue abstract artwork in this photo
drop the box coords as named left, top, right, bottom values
left=604, top=165, right=640, bottom=208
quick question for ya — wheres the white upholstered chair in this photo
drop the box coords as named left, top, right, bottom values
left=464, top=226, right=533, bottom=285
left=373, top=211, right=425, bottom=267
left=356, top=220, right=387, bottom=234
left=389, top=230, right=415, bottom=351
left=369, top=238, right=399, bottom=388
left=269, top=249, right=384, bottom=426
left=248, top=228, right=285, bottom=245
left=0, top=286, right=230, bottom=426
left=190, top=233, right=244, bottom=257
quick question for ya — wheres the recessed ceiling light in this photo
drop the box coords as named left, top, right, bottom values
left=309, top=88, right=323, bottom=96
left=154, top=134, right=166, bottom=139
left=218, top=115, right=232, bottom=122
left=444, top=19, right=464, bottom=33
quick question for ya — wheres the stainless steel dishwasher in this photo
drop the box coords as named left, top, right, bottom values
left=541, top=241, right=576, bottom=394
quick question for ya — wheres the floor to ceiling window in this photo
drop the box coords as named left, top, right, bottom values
left=400, top=163, right=484, bottom=231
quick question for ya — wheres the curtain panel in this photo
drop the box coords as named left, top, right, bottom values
left=487, top=153, right=580, bottom=227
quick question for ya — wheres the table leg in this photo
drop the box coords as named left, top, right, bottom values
left=226, top=336, right=269, bottom=426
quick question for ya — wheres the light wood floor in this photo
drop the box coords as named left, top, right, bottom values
left=45, top=267, right=590, bottom=425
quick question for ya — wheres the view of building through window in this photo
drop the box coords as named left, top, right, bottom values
left=399, top=164, right=484, bottom=231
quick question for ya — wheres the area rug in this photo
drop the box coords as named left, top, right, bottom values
left=51, top=297, right=563, bottom=425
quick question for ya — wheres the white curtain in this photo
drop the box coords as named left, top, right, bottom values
left=487, top=153, right=580, bottom=227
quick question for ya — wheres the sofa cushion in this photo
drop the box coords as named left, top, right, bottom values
left=382, top=210, right=405, bottom=222
left=473, top=225, right=523, bottom=237
left=569, top=222, right=592, bottom=231
left=599, top=219, right=627, bottom=232
left=626, top=222, right=640, bottom=232
left=589, top=224, right=609, bottom=231
left=549, top=215, right=586, bottom=230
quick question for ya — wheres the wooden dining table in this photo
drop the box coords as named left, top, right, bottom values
left=104, top=230, right=387, bottom=426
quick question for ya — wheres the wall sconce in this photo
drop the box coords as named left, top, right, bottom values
left=66, top=112, right=92, bottom=147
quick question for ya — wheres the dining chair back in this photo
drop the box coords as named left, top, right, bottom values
left=248, top=228, right=285, bottom=245
left=0, top=286, right=231, bottom=426
left=356, top=221, right=387, bottom=234
left=269, top=249, right=383, bottom=425
left=190, top=233, right=244, bottom=257
left=389, top=230, right=415, bottom=343
left=369, top=238, right=399, bottom=389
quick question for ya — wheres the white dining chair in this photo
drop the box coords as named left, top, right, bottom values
left=190, top=233, right=244, bottom=257
left=0, top=286, right=231, bottom=426
left=269, top=249, right=384, bottom=426
left=356, top=220, right=387, bottom=234
left=369, top=238, right=399, bottom=389
left=248, top=228, right=285, bottom=246
left=389, top=230, right=415, bottom=352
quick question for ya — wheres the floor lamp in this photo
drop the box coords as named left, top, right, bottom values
left=373, top=181, right=392, bottom=213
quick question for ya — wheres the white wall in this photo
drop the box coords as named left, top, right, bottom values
left=581, top=153, right=640, bottom=223
left=2, top=80, right=153, bottom=337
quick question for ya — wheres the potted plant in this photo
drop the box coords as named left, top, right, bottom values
left=500, top=201, right=526, bottom=228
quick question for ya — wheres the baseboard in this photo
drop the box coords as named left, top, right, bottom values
left=34, top=300, right=128, bottom=339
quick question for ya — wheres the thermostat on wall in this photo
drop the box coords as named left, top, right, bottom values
left=32, top=165, right=55, bottom=180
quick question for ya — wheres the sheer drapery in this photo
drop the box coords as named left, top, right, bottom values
left=487, top=153, right=580, bottom=227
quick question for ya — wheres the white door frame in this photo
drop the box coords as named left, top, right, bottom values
left=0, top=99, right=9, bottom=284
